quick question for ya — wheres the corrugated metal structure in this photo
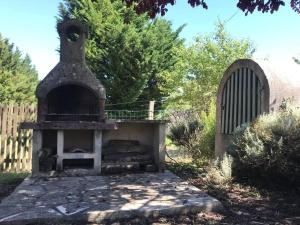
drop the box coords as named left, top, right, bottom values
left=215, top=58, right=300, bottom=156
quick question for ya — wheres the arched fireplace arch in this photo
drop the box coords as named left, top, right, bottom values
left=46, top=84, right=100, bottom=121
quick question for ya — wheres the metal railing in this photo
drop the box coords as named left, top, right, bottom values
left=105, top=110, right=168, bottom=120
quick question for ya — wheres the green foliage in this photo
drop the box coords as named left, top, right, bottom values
left=167, top=102, right=217, bottom=163
left=197, top=101, right=216, bottom=159
left=166, top=20, right=255, bottom=112
left=58, top=0, right=184, bottom=110
left=0, top=173, right=28, bottom=185
left=205, top=153, right=233, bottom=185
left=0, top=34, right=38, bottom=104
left=230, top=102, right=300, bottom=186
left=165, top=22, right=253, bottom=165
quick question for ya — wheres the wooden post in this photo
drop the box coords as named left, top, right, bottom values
left=94, top=130, right=102, bottom=174
left=32, top=130, right=42, bottom=176
left=56, top=130, right=64, bottom=171
left=148, top=101, right=155, bottom=120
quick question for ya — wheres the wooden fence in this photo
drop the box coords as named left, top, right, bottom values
left=0, top=105, right=36, bottom=172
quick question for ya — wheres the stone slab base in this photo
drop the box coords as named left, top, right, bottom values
left=0, top=171, right=222, bottom=224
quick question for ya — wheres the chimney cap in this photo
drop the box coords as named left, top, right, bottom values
left=57, top=19, right=89, bottom=39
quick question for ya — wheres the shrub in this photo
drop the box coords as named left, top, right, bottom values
left=198, top=101, right=216, bottom=160
left=167, top=102, right=216, bottom=164
left=167, top=113, right=204, bottom=160
left=205, top=153, right=233, bottom=185
left=229, top=102, right=300, bottom=186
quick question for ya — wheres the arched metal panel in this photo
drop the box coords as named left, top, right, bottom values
left=221, top=68, right=262, bottom=134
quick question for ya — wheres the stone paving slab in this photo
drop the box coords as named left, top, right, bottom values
left=0, top=171, right=222, bottom=224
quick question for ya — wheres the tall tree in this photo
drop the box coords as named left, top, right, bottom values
left=0, top=34, right=38, bottom=104
left=58, top=0, right=184, bottom=110
left=165, top=21, right=255, bottom=112
left=124, top=0, right=300, bottom=18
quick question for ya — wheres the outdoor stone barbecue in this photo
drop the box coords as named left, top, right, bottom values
left=0, top=19, right=223, bottom=225
left=21, top=19, right=167, bottom=175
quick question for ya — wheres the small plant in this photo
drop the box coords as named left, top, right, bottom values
left=205, top=153, right=233, bottom=185
left=168, top=117, right=204, bottom=160
left=168, top=119, right=203, bottom=149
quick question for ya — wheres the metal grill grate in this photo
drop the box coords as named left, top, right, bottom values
left=221, top=68, right=262, bottom=134
left=45, top=114, right=100, bottom=121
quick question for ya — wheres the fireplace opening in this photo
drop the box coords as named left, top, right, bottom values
left=63, top=159, right=94, bottom=169
left=64, top=130, right=94, bottom=153
left=46, top=84, right=100, bottom=121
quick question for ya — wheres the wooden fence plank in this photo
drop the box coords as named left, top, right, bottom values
left=8, top=137, right=12, bottom=171
left=1, top=106, right=8, bottom=139
left=19, top=106, right=26, bottom=171
left=7, top=105, right=13, bottom=137
left=3, top=138, right=7, bottom=170
left=0, top=135, right=2, bottom=170
left=26, top=130, right=31, bottom=171
left=15, top=133, right=20, bottom=172
left=12, top=106, right=18, bottom=171
left=0, top=107, right=3, bottom=134
left=21, top=131, right=27, bottom=171
left=0, top=105, right=36, bottom=172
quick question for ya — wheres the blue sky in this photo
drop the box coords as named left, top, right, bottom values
left=0, top=0, right=299, bottom=79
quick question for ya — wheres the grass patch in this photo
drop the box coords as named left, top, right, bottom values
left=0, top=172, right=28, bottom=184
left=0, top=172, right=28, bottom=202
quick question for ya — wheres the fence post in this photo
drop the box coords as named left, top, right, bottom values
left=148, top=101, right=155, bottom=120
